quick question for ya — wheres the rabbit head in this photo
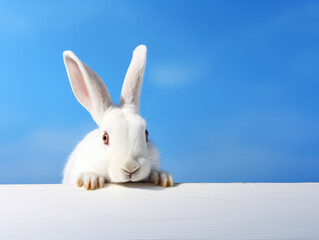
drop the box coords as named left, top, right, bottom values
left=63, top=45, right=159, bottom=183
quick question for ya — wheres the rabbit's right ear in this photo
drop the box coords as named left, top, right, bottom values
left=63, top=51, right=113, bottom=126
left=119, top=45, right=147, bottom=111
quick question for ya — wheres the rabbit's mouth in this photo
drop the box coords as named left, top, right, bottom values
left=122, top=167, right=140, bottom=180
left=123, top=174, right=139, bottom=182
left=120, top=168, right=150, bottom=183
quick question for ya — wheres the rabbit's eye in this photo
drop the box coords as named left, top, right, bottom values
left=145, top=129, right=149, bottom=142
left=102, top=132, right=109, bottom=145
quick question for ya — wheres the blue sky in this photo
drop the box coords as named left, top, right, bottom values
left=0, top=0, right=318, bottom=183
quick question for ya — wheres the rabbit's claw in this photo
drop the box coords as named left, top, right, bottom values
left=149, top=170, right=174, bottom=187
left=77, top=172, right=106, bottom=190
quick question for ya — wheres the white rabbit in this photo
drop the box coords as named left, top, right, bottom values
left=62, top=45, right=174, bottom=190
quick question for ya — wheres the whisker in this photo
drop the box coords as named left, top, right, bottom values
left=148, top=113, right=170, bottom=123
left=146, top=102, right=162, bottom=119
left=144, top=95, right=157, bottom=120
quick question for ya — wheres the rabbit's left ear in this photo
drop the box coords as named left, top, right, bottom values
left=63, top=51, right=113, bottom=126
left=119, top=45, right=147, bottom=111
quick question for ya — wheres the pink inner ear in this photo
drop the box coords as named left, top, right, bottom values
left=66, top=57, right=92, bottom=110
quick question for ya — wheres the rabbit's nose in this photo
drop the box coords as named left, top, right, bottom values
left=122, top=168, right=139, bottom=174
left=123, top=161, right=140, bottom=173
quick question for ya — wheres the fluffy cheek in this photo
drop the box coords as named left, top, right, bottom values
left=132, top=160, right=151, bottom=182
left=107, top=166, right=127, bottom=183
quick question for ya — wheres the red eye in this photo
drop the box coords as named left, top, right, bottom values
left=102, top=132, right=109, bottom=145
left=145, top=129, right=149, bottom=142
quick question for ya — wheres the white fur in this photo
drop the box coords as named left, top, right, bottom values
left=62, top=45, right=173, bottom=188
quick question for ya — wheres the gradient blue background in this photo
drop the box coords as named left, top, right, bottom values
left=0, top=0, right=318, bottom=183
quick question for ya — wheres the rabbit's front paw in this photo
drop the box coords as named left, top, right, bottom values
left=149, top=170, right=174, bottom=187
left=77, top=172, right=106, bottom=190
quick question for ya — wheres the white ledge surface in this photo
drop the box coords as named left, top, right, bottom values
left=0, top=183, right=319, bottom=240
